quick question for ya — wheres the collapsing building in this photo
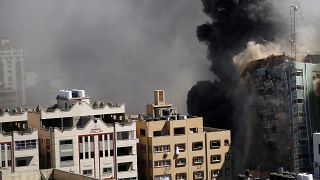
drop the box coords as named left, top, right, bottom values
left=242, top=54, right=320, bottom=172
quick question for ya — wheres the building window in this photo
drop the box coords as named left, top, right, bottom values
left=16, top=159, right=27, bottom=167
left=211, top=155, right=221, bottom=164
left=155, top=175, right=171, bottom=180
left=83, top=169, right=92, bottom=176
left=154, top=160, right=170, bottom=168
left=176, top=173, right=186, bottom=180
left=175, top=158, right=186, bottom=167
left=117, top=146, right=133, bottom=156
left=293, top=99, right=305, bottom=104
left=175, top=143, right=186, bottom=152
left=225, top=168, right=231, bottom=175
left=295, top=70, right=303, bottom=76
left=154, top=145, right=170, bottom=153
left=193, top=171, right=204, bottom=179
left=212, top=169, right=222, bottom=178
left=224, top=139, right=230, bottom=146
left=15, top=140, right=37, bottom=150
left=174, top=127, right=185, bottom=135
left=60, top=156, right=73, bottom=162
left=118, top=162, right=133, bottom=171
left=103, top=167, right=112, bottom=174
left=153, top=131, right=162, bottom=137
left=192, top=142, right=203, bottom=151
left=193, top=156, right=204, bottom=165
left=140, top=144, right=146, bottom=153
left=210, top=140, right=221, bottom=149
left=190, top=128, right=198, bottom=133
left=225, top=153, right=230, bottom=160
left=117, top=131, right=134, bottom=140
left=140, top=129, right=146, bottom=136
left=60, top=139, right=72, bottom=145
left=153, top=130, right=170, bottom=137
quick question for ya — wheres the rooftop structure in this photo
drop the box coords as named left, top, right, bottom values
left=28, top=89, right=138, bottom=180
left=136, top=90, right=232, bottom=180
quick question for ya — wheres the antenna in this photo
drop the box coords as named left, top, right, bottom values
left=290, top=5, right=298, bottom=60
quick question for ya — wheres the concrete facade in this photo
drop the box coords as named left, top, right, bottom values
left=136, top=90, right=232, bottom=180
left=28, top=89, right=138, bottom=180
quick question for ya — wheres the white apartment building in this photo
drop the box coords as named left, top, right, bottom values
left=0, top=39, right=26, bottom=107
left=0, top=107, right=39, bottom=173
left=29, top=89, right=138, bottom=180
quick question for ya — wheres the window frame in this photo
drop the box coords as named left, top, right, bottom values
left=210, top=140, right=221, bottom=149
left=193, top=171, right=204, bottom=179
left=211, top=155, right=221, bottom=164
left=193, top=156, right=204, bottom=165
left=175, top=158, right=186, bottom=167
left=211, top=169, right=222, bottom=178
left=192, top=141, right=203, bottom=151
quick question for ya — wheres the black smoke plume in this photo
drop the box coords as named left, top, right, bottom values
left=187, top=0, right=283, bottom=173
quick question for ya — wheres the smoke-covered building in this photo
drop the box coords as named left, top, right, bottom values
left=242, top=54, right=320, bottom=173
left=0, top=39, right=26, bottom=108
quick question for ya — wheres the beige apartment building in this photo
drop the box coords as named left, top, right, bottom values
left=136, top=90, right=232, bottom=180
left=28, top=89, right=138, bottom=180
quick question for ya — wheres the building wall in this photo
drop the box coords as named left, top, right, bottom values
left=0, top=129, right=39, bottom=172
left=115, top=122, right=138, bottom=180
left=136, top=117, right=231, bottom=180
left=205, top=130, right=231, bottom=179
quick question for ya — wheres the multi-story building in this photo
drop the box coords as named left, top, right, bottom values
left=136, top=90, right=232, bottom=180
left=313, top=133, right=320, bottom=178
left=0, top=107, right=39, bottom=173
left=28, top=89, right=138, bottom=180
left=0, top=39, right=26, bottom=108
left=243, top=54, right=320, bottom=172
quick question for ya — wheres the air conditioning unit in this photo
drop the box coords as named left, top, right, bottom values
left=164, top=151, right=170, bottom=156
left=175, top=147, right=180, bottom=155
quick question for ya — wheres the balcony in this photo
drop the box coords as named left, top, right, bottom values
left=59, top=144, right=73, bottom=151
left=60, top=160, right=74, bottom=167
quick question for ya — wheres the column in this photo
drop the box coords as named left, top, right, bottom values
left=102, top=135, right=105, bottom=157
left=88, top=136, right=91, bottom=159
left=82, top=136, right=86, bottom=160
left=0, top=144, right=2, bottom=167
left=107, top=134, right=110, bottom=157
left=4, top=144, right=7, bottom=167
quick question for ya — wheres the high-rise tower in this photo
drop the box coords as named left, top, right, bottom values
left=0, top=39, right=26, bottom=107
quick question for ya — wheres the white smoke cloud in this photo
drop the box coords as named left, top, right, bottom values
left=233, top=41, right=282, bottom=71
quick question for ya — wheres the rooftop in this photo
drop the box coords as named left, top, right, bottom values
left=242, top=54, right=320, bottom=76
